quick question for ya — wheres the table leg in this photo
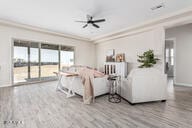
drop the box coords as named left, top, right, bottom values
left=56, top=74, right=62, bottom=91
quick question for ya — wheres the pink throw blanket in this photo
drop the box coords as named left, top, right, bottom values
left=79, top=68, right=105, bottom=104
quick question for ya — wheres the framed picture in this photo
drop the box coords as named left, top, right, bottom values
left=106, top=49, right=114, bottom=56
left=106, top=49, right=115, bottom=62
left=116, top=53, right=125, bottom=62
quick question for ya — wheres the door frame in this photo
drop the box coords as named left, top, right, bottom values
left=165, top=38, right=176, bottom=84
left=11, top=38, right=14, bottom=86
left=11, top=39, right=42, bottom=86
left=11, top=38, right=75, bottom=86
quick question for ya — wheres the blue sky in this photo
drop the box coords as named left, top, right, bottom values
left=14, top=46, right=74, bottom=64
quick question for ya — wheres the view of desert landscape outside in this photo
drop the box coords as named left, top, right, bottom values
left=60, top=50, right=74, bottom=69
left=40, top=45, right=59, bottom=78
left=13, top=41, right=74, bottom=84
left=14, top=65, right=59, bottom=82
left=14, top=46, right=28, bottom=83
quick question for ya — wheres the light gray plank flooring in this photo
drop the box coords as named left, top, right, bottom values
left=0, top=81, right=192, bottom=128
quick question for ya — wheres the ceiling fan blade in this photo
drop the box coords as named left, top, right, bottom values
left=92, top=23, right=100, bottom=28
left=92, top=19, right=106, bottom=23
left=83, top=24, right=88, bottom=28
left=75, top=21, right=87, bottom=23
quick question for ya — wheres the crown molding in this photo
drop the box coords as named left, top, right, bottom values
left=92, top=6, right=192, bottom=43
left=1, top=6, right=192, bottom=44
left=0, top=19, right=91, bottom=42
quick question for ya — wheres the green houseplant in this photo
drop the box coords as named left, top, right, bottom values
left=137, top=50, right=159, bottom=68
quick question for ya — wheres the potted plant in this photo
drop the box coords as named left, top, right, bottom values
left=137, top=50, right=159, bottom=68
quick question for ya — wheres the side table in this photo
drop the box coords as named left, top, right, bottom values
left=107, top=75, right=121, bottom=103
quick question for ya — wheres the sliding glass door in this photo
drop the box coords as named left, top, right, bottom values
left=13, top=41, right=40, bottom=84
left=29, top=43, right=40, bottom=81
left=60, top=46, right=74, bottom=68
left=41, top=44, right=59, bottom=80
left=13, top=41, right=29, bottom=83
left=13, top=40, right=74, bottom=85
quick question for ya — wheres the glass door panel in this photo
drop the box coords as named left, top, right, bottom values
left=29, top=42, right=40, bottom=82
left=13, top=41, right=29, bottom=84
left=41, top=43, right=59, bottom=80
left=60, top=46, right=74, bottom=69
left=13, top=40, right=75, bottom=85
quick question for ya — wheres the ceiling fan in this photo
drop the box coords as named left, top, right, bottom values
left=76, top=15, right=105, bottom=28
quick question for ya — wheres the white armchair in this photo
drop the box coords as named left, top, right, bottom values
left=121, top=68, right=167, bottom=104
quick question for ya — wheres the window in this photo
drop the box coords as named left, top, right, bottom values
left=165, top=48, right=174, bottom=66
left=41, top=44, right=59, bottom=79
left=13, top=40, right=75, bottom=85
left=165, top=49, right=169, bottom=63
left=170, top=49, right=174, bottom=66
left=60, top=46, right=74, bottom=68
left=29, top=42, right=39, bottom=81
left=13, top=41, right=28, bottom=83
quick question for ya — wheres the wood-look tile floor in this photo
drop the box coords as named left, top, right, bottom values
left=0, top=81, right=192, bottom=128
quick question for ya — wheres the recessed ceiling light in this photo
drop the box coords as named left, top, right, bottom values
left=151, top=3, right=165, bottom=10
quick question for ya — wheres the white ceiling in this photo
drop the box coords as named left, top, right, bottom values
left=0, top=0, right=192, bottom=39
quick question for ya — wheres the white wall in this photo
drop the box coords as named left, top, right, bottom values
left=0, top=25, right=95, bottom=87
left=96, top=28, right=165, bottom=73
left=166, top=24, right=192, bottom=85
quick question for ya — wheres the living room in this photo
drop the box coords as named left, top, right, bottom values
left=0, top=0, right=192, bottom=128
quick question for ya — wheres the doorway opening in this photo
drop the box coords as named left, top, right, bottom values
left=165, top=39, right=175, bottom=85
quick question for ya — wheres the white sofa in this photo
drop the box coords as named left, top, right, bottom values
left=121, top=68, right=168, bottom=104
left=60, top=75, right=109, bottom=97
left=60, top=66, right=109, bottom=97
left=72, top=76, right=109, bottom=97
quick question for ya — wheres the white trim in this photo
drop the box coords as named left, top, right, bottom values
left=1, top=6, right=192, bottom=43
left=161, top=28, right=166, bottom=74
left=93, top=6, right=192, bottom=43
left=11, top=38, right=14, bottom=86
left=0, top=84, right=12, bottom=88
left=94, top=27, right=157, bottom=43
left=175, top=82, right=192, bottom=87
left=0, top=19, right=90, bottom=42
left=165, top=38, right=176, bottom=85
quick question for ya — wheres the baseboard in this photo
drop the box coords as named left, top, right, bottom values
left=175, top=82, right=192, bottom=87
left=0, top=84, right=12, bottom=88
left=121, top=96, right=166, bottom=105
